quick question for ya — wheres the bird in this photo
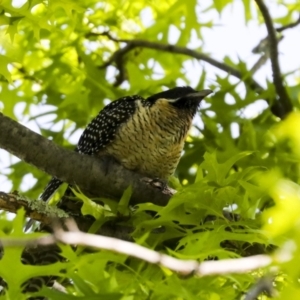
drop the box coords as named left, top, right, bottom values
left=39, top=86, right=212, bottom=203
left=20, top=86, right=212, bottom=296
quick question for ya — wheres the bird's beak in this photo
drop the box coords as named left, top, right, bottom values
left=189, top=89, right=213, bottom=98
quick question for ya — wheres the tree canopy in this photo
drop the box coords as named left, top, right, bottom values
left=0, top=0, right=300, bottom=299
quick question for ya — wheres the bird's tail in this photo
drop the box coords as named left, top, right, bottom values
left=39, top=177, right=63, bottom=202
left=25, top=177, right=63, bottom=231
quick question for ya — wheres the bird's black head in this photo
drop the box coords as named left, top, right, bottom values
left=146, top=86, right=212, bottom=113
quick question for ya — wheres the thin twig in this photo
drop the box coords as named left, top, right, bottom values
left=0, top=227, right=274, bottom=277
left=255, top=0, right=293, bottom=116
left=276, top=13, right=300, bottom=33
left=52, top=281, right=67, bottom=294
left=245, top=276, right=276, bottom=300
left=0, top=191, right=135, bottom=240
left=0, top=191, right=69, bottom=225
left=250, top=53, right=269, bottom=74
left=103, top=39, right=243, bottom=79
left=90, top=31, right=295, bottom=118
left=89, top=31, right=295, bottom=118
left=90, top=31, right=262, bottom=92
left=251, top=36, right=283, bottom=74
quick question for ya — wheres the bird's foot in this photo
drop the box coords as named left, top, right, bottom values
left=141, top=177, right=168, bottom=191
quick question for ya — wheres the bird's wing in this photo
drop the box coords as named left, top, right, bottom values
left=39, top=95, right=142, bottom=202
left=76, top=95, right=141, bottom=154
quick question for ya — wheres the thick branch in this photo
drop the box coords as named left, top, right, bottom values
left=255, top=0, right=293, bottom=115
left=0, top=113, right=173, bottom=207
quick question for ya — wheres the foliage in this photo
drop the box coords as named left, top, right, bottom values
left=0, top=0, right=300, bottom=299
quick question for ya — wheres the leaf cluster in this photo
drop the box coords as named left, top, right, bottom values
left=0, top=0, right=300, bottom=299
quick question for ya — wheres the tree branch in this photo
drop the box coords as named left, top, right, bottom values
left=255, top=0, right=293, bottom=116
left=88, top=31, right=292, bottom=118
left=0, top=225, right=275, bottom=277
left=245, top=276, right=275, bottom=300
left=90, top=31, right=263, bottom=93
left=0, top=191, right=68, bottom=224
left=0, top=191, right=134, bottom=240
left=0, top=113, right=174, bottom=208
left=102, top=36, right=242, bottom=79
left=276, top=13, right=300, bottom=33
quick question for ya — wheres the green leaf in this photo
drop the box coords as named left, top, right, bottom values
left=117, top=185, right=132, bottom=216
left=213, top=0, right=233, bottom=13
left=0, top=54, right=12, bottom=81
left=71, top=188, right=105, bottom=220
left=200, top=151, right=252, bottom=185
left=242, top=0, right=252, bottom=22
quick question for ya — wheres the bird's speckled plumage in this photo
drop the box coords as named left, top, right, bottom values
left=40, top=87, right=212, bottom=201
